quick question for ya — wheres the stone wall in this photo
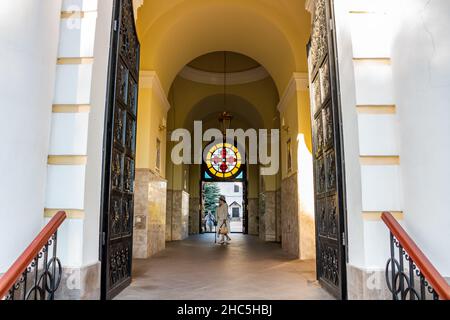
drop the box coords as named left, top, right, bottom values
left=276, top=189, right=281, bottom=242
left=347, top=264, right=390, bottom=300
left=259, top=191, right=277, bottom=241
left=258, top=193, right=265, bottom=240
left=57, top=263, right=101, bottom=300
left=189, top=196, right=200, bottom=234
left=281, top=173, right=299, bottom=257
left=166, top=190, right=190, bottom=241
left=166, top=190, right=173, bottom=241
left=247, top=198, right=259, bottom=236
left=133, top=169, right=167, bottom=259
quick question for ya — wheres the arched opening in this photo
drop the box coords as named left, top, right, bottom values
left=107, top=0, right=343, bottom=300
left=164, top=51, right=278, bottom=239
left=200, top=141, right=247, bottom=235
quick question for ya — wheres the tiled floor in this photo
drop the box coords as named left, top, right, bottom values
left=116, top=234, right=334, bottom=300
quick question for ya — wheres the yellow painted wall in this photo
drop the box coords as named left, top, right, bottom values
left=188, top=164, right=201, bottom=198
left=279, top=89, right=312, bottom=180
left=297, top=90, right=313, bottom=154
left=280, top=93, right=299, bottom=180
left=136, top=84, right=168, bottom=178
left=169, top=76, right=279, bottom=130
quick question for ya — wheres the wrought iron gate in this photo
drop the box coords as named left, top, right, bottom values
left=100, top=0, right=140, bottom=300
left=308, top=0, right=347, bottom=299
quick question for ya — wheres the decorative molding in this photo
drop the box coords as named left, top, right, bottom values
left=357, top=105, right=396, bottom=114
left=52, top=104, right=91, bottom=113
left=61, top=11, right=84, bottom=19
left=48, top=155, right=88, bottom=165
left=360, top=156, right=400, bottom=166
left=61, top=11, right=97, bottom=19
left=57, top=57, right=94, bottom=65
left=353, top=57, right=391, bottom=64
left=178, top=65, right=270, bottom=85
left=362, top=211, right=404, bottom=221
left=277, top=72, right=309, bottom=113
left=139, top=70, right=171, bottom=112
left=45, top=209, right=85, bottom=220
left=349, top=11, right=377, bottom=14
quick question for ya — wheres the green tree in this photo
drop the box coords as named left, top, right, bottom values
left=203, top=183, right=221, bottom=217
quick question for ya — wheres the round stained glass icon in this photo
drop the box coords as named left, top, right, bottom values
left=205, top=143, right=242, bottom=179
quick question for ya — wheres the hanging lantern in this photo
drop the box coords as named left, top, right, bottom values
left=219, top=111, right=233, bottom=135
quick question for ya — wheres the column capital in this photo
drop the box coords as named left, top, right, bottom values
left=140, top=71, right=171, bottom=112
left=277, top=73, right=309, bottom=113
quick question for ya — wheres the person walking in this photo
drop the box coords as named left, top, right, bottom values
left=216, top=195, right=231, bottom=245
left=205, top=211, right=215, bottom=233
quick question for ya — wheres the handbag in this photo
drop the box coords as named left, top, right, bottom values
left=218, top=221, right=228, bottom=235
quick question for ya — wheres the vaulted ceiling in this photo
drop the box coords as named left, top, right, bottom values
left=135, top=0, right=311, bottom=96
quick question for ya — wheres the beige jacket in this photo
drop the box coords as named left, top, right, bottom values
left=216, top=203, right=230, bottom=233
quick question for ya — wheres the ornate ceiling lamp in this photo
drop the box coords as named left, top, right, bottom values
left=219, top=111, right=233, bottom=136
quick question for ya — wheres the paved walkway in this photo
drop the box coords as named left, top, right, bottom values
left=116, top=234, right=334, bottom=300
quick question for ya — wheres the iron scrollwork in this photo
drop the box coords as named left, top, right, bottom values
left=316, top=158, right=326, bottom=195
left=4, top=233, right=62, bottom=300
left=119, top=0, right=139, bottom=77
left=310, top=0, right=328, bottom=72
left=319, top=241, right=339, bottom=287
left=318, top=198, right=327, bottom=236
left=109, top=242, right=131, bottom=287
left=385, top=233, right=439, bottom=300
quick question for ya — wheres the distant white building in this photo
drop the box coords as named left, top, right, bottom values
left=217, top=182, right=243, bottom=228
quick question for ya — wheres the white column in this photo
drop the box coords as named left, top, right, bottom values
left=333, top=0, right=403, bottom=299
left=43, top=0, right=114, bottom=299
left=0, top=0, right=62, bottom=272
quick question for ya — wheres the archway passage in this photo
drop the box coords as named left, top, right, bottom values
left=129, top=0, right=337, bottom=299
left=131, top=41, right=322, bottom=298
left=162, top=51, right=279, bottom=242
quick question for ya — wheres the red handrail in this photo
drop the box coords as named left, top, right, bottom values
left=0, top=211, right=67, bottom=299
left=381, top=212, right=450, bottom=300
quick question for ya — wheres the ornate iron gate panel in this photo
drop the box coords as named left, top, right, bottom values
left=308, top=0, right=347, bottom=299
left=100, top=0, right=140, bottom=300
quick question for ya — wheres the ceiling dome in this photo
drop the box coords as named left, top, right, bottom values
left=187, top=51, right=260, bottom=73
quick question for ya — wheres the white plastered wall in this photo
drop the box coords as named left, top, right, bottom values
left=333, top=0, right=450, bottom=283
left=333, top=0, right=402, bottom=277
left=0, top=0, right=62, bottom=272
left=45, top=0, right=114, bottom=270
left=391, top=0, right=450, bottom=277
